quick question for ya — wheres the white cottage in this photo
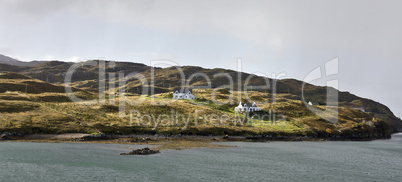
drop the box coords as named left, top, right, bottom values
left=352, top=107, right=366, bottom=112
left=173, top=89, right=195, bottom=99
left=234, top=102, right=261, bottom=112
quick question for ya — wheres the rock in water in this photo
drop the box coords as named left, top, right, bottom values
left=120, top=147, right=159, bottom=155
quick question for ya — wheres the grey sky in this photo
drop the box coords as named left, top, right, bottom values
left=0, top=0, right=401, bottom=115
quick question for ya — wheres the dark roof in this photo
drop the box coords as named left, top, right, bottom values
left=243, top=103, right=256, bottom=107
left=173, top=88, right=192, bottom=93
left=244, top=103, right=252, bottom=107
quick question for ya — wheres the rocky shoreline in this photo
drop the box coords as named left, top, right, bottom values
left=244, top=133, right=392, bottom=142
left=0, top=132, right=393, bottom=142
left=1, top=132, right=399, bottom=153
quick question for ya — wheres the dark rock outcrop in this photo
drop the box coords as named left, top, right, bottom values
left=0, top=132, right=24, bottom=140
left=120, top=147, right=160, bottom=155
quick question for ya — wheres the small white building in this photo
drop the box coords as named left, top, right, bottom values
left=352, top=107, right=366, bottom=112
left=234, top=102, right=261, bottom=112
left=173, top=89, right=195, bottom=99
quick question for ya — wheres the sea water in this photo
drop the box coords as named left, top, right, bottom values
left=1, top=134, right=402, bottom=182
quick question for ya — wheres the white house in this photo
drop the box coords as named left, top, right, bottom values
left=234, top=102, right=261, bottom=112
left=352, top=107, right=366, bottom=112
left=173, top=89, right=195, bottom=99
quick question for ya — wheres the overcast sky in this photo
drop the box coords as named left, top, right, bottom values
left=0, top=0, right=401, bottom=115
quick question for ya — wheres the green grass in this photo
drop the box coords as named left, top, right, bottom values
left=0, top=85, right=397, bottom=137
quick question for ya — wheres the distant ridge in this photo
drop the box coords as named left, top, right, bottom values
left=0, top=54, right=44, bottom=67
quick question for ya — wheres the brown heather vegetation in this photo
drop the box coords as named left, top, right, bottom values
left=0, top=65, right=400, bottom=138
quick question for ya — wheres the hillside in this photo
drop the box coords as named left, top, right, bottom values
left=18, top=60, right=150, bottom=83
left=0, top=76, right=396, bottom=139
left=0, top=55, right=400, bottom=138
left=0, top=54, right=44, bottom=67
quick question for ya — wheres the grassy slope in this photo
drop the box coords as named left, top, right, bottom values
left=0, top=85, right=396, bottom=138
left=0, top=67, right=400, bottom=137
left=10, top=60, right=400, bottom=128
